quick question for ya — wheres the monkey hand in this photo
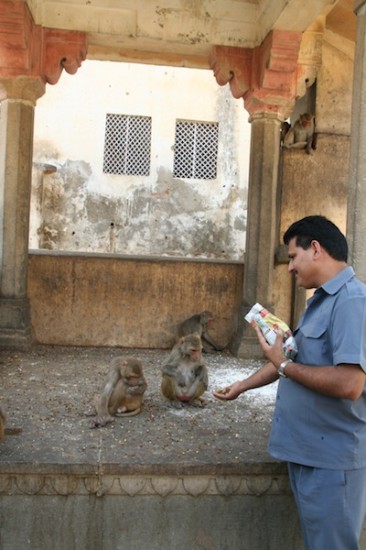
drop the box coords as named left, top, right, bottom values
left=90, top=414, right=113, bottom=429
left=127, top=384, right=147, bottom=395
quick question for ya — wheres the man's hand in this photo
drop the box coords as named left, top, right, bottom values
left=255, top=326, right=286, bottom=370
left=213, top=380, right=246, bottom=401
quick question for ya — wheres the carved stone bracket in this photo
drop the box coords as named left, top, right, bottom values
left=210, top=29, right=316, bottom=120
left=0, top=0, right=87, bottom=95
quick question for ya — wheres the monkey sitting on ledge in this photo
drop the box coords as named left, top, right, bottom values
left=177, top=310, right=224, bottom=353
left=282, top=113, right=317, bottom=155
left=161, top=333, right=208, bottom=408
left=90, top=357, right=147, bottom=428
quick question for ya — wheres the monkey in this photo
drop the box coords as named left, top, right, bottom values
left=280, top=120, right=291, bottom=146
left=177, top=310, right=224, bottom=353
left=161, top=332, right=208, bottom=408
left=283, top=113, right=316, bottom=154
left=90, top=357, right=147, bottom=428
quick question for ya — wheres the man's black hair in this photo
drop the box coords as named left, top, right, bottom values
left=283, top=215, right=348, bottom=262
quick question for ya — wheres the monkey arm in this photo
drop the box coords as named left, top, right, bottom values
left=193, top=364, right=208, bottom=388
left=161, top=363, right=178, bottom=377
left=126, top=378, right=147, bottom=395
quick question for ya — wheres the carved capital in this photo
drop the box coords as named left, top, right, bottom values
left=210, top=30, right=304, bottom=119
left=0, top=76, right=45, bottom=102
left=0, top=0, right=87, bottom=91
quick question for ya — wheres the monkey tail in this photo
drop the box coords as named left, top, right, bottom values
left=115, top=407, right=142, bottom=417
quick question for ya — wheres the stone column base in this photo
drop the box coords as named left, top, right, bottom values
left=0, top=298, right=33, bottom=349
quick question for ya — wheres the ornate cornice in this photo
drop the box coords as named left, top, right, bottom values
left=0, top=472, right=291, bottom=497
left=0, top=0, right=87, bottom=93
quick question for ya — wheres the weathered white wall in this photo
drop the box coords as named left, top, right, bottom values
left=31, top=60, right=250, bottom=260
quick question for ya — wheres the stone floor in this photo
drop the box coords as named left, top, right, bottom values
left=0, top=345, right=281, bottom=474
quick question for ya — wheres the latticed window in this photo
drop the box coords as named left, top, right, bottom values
left=173, top=120, right=219, bottom=180
left=103, top=114, right=152, bottom=176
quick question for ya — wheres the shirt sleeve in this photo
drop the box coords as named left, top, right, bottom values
left=331, top=295, right=366, bottom=371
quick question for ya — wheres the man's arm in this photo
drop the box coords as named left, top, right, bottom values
left=213, top=361, right=279, bottom=401
left=256, top=328, right=366, bottom=400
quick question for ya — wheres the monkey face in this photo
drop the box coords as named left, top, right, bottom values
left=190, top=348, right=201, bottom=361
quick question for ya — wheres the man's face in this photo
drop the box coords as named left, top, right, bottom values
left=287, top=237, right=318, bottom=289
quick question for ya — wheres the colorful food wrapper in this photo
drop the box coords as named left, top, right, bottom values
left=244, top=303, right=298, bottom=359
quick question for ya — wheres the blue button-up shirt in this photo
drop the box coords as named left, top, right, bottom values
left=269, top=266, right=366, bottom=469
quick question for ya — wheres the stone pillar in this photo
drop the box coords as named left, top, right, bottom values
left=235, top=113, right=282, bottom=356
left=210, top=31, right=306, bottom=357
left=0, top=0, right=87, bottom=348
left=347, top=0, right=366, bottom=282
left=0, top=79, right=45, bottom=347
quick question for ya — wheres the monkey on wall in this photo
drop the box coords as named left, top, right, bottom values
left=91, top=357, right=147, bottom=428
left=161, top=332, right=208, bottom=408
left=177, top=311, right=224, bottom=353
left=283, top=113, right=317, bottom=154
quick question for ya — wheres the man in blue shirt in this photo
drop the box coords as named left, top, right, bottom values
left=214, top=215, right=366, bottom=550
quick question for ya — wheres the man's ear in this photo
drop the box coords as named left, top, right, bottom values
left=311, top=239, right=322, bottom=259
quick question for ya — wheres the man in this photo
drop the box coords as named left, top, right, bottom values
left=214, top=215, right=366, bottom=550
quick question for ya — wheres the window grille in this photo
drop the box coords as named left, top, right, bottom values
left=173, top=120, right=219, bottom=180
left=103, top=114, right=151, bottom=176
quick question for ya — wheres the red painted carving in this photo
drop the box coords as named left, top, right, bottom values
left=0, top=0, right=87, bottom=86
left=209, top=30, right=303, bottom=119
left=42, top=28, right=87, bottom=85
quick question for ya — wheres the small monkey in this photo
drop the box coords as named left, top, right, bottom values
left=283, top=113, right=316, bottom=154
left=91, top=357, right=147, bottom=428
left=177, top=310, right=224, bottom=353
left=161, top=333, right=208, bottom=408
left=280, top=121, right=291, bottom=146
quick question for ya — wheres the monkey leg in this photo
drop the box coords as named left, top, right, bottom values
left=161, top=375, right=183, bottom=409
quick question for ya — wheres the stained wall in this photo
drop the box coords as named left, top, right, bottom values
left=30, top=60, right=250, bottom=261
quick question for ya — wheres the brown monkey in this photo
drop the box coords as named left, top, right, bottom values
left=283, top=113, right=316, bottom=154
left=91, top=357, right=147, bottom=428
left=280, top=121, right=291, bottom=146
left=177, top=310, right=224, bottom=353
left=161, top=333, right=208, bottom=408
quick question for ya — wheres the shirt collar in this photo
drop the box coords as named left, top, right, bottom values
left=319, top=265, right=355, bottom=296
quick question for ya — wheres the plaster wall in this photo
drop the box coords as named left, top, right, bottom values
left=31, top=60, right=250, bottom=261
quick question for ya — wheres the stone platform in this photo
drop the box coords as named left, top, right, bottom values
left=0, top=346, right=360, bottom=549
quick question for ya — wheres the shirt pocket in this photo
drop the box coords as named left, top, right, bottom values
left=300, top=323, right=327, bottom=339
left=297, top=322, right=329, bottom=363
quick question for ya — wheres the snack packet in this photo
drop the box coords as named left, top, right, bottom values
left=244, top=303, right=297, bottom=359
